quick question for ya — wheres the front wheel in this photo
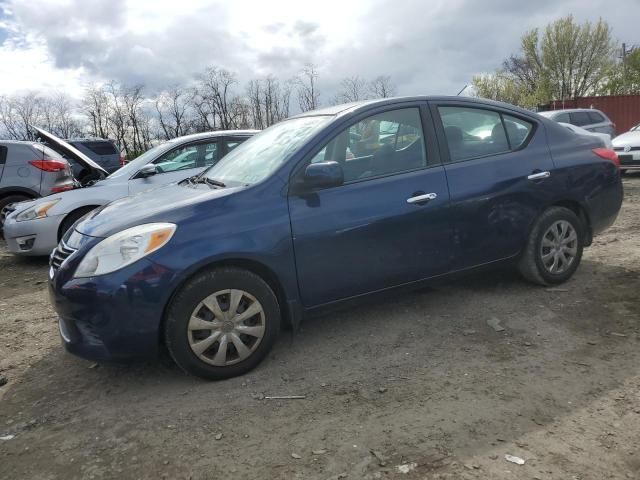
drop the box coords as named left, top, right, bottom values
left=518, top=207, right=584, bottom=286
left=165, top=267, right=280, bottom=380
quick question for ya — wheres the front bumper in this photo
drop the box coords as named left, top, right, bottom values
left=49, top=253, right=178, bottom=363
left=3, top=214, right=62, bottom=256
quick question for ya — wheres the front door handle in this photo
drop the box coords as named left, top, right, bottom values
left=527, top=171, right=551, bottom=181
left=407, top=192, right=437, bottom=204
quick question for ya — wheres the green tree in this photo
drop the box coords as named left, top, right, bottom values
left=473, top=16, right=617, bottom=107
left=600, top=48, right=640, bottom=95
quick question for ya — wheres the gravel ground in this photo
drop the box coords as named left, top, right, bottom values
left=0, top=175, right=639, bottom=480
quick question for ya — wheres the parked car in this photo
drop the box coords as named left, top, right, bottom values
left=64, top=138, right=122, bottom=176
left=0, top=135, right=106, bottom=227
left=538, top=109, right=616, bottom=136
left=2, top=130, right=256, bottom=255
left=612, top=122, right=640, bottom=172
left=48, top=97, right=623, bottom=380
left=558, top=122, right=613, bottom=149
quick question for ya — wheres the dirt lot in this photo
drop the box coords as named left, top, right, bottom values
left=1, top=176, right=639, bottom=480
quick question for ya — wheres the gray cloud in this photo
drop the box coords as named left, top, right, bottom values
left=7, top=0, right=640, bottom=100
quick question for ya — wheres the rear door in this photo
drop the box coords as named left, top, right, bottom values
left=288, top=104, right=451, bottom=307
left=128, top=139, right=220, bottom=194
left=430, top=101, right=555, bottom=270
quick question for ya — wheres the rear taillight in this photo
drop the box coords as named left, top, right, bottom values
left=51, top=184, right=75, bottom=193
left=120, top=153, right=126, bottom=166
left=29, top=159, right=68, bottom=172
left=592, top=148, right=620, bottom=167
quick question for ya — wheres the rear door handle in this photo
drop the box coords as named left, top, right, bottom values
left=527, top=171, right=551, bottom=181
left=407, top=192, right=437, bottom=204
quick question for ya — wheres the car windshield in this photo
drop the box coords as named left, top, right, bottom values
left=107, top=143, right=170, bottom=179
left=200, top=116, right=330, bottom=186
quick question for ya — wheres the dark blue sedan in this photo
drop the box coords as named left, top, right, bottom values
left=48, top=97, right=623, bottom=379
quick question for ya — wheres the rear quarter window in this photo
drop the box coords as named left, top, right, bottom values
left=569, top=112, right=592, bottom=127
left=0, top=145, right=7, bottom=164
left=588, top=112, right=605, bottom=123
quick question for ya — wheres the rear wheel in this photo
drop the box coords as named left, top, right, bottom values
left=518, top=207, right=584, bottom=286
left=0, top=194, right=31, bottom=236
left=165, top=267, right=280, bottom=380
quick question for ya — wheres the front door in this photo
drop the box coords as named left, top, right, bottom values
left=288, top=106, right=451, bottom=307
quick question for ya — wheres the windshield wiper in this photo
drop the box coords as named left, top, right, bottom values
left=194, top=177, right=226, bottom=188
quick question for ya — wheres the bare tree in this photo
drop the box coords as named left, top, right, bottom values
left=82, top=85, right=111, bottom=139
left=155, top=86, right=193, bottom=139
left=368, top=75, right=396, bottom=98
left=296, top=64, right=320, bottom=112
left=196, top=68, right=243, bottom=130
left=247, top=76, right=292, bottom=129
left=334, top=75, right=367, bottom=104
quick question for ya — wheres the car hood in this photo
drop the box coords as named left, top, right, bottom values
left=31, top=126, right=108, bottom=177
left=613, top=130, right=640, bottom=146
left=76, top=183, right=241, bottom=238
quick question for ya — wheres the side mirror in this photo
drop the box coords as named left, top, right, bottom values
left=137, top=164, right=158, bottom=178
left=303, top=161, right=344, bottom=190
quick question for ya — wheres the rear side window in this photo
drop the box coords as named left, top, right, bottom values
left=588, top=111, right=605, bottom=123
left=439, top=107, right=509, bottom=162
left=79, top=141, right=118, bottom=156
left=569, top=112, right=592, bottom=127
left=0, top=146, right=7, bottom=165
left=438, top=107, right=534, bottom=162
left=225, top=139, right=247, bottom=152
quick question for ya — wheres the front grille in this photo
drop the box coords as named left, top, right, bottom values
left=50, top=241, right=77, bottom=271
left=614, top=146, right=640, bottom=152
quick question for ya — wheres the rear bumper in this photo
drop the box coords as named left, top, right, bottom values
left=3, top=214, right=62, bottom=256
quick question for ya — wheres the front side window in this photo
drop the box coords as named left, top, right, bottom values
left=153, top=141, right=218, bottom=173
left=309, top=108, right=427, bottom=183
left=438, top=107, right=534, bottom=162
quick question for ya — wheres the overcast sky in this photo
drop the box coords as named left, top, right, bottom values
left=0, top=0, right=639, bottom=101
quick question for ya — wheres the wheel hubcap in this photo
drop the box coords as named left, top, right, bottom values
left=187, top=289, right=265, bottom=366
left=540, top=220, right=578, bottom=274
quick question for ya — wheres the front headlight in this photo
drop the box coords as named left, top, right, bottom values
left=73, top=223, right=176, bottom=278
left=15, top=199, right=60, bottom=222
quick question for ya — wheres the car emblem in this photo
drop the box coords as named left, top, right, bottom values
left=624, top=145, right=631, bottom=152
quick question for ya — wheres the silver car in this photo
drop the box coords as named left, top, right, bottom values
left=538, top=109, right=616, bottom=136
left=3, top=129, right=257, bottom=255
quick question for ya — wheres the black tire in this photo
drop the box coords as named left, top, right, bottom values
left=165, top=267, right=280, bottom=380
left=0, top=195, right=31, bottom=236
left=58, top=207, right=97, bottom=241
left=518, top=206, right=585, bottom=286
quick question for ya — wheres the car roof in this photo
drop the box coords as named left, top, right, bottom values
left=66, top=137, right=116, bottom=143
left=0, top=140, right=40, bottom=146
left=540, top=108, right=604, bottom=114
left=291, top=96, right=538, bottom=119
left=167, top=130, right=260, bottom=144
